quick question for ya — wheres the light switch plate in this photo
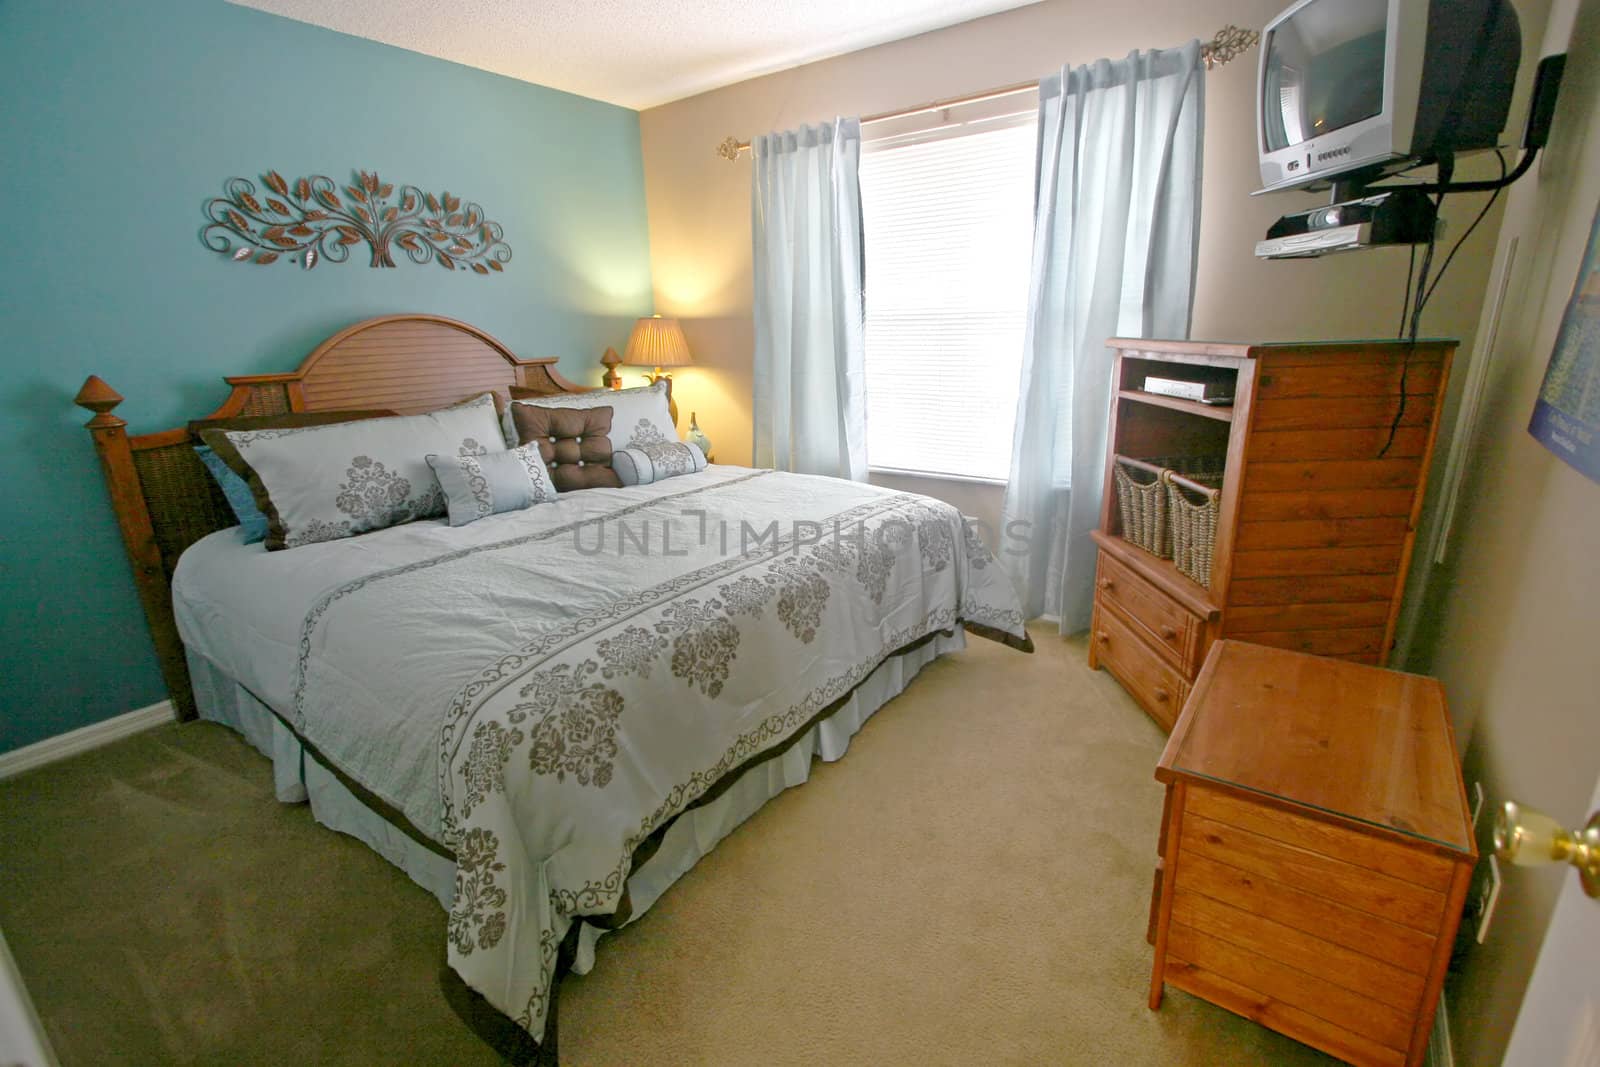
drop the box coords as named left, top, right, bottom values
left=1476, top=854, right=1503, bottom=944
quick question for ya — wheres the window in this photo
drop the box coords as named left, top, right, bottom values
left=859, top=106, right=1037, bottom=483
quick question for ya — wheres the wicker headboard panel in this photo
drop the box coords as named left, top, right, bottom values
left=74, top=313, right=598, bottom=719
left=134, top=445, right=238, bottom=576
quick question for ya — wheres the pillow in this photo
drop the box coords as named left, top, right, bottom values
left=188, top=409, right=396, bottom=544
left=199, top=393, right=506, bottom=551
left=425, top=444, right=558, bottom=526
left=187, top=409, right=397, bottom=446
left=612, top=441, right=708, bottom=486
left=195, top=445, right=269, bottom=543
left=508, top=379, right=677, bottom=452
left=510, top=404, right=622, bottom=491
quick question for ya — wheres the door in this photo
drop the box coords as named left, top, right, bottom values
left=1502, top=772, right=1600, bottom=1066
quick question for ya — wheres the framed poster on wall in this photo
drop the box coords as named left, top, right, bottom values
left=1529, top=199, right=1600, bottom=484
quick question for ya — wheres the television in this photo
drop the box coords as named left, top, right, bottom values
left=1257, top=0, right=1521, bottom=195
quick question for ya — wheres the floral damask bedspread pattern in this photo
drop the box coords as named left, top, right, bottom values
left=292, top=470, right=1029, bottom=1042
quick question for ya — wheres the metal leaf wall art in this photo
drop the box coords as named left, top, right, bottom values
left=202, top=170, right=511, bottom=274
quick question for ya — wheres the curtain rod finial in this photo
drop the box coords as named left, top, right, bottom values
left=717, top=136, right=748, bottom=162
left=1201, top=25, right=1261, bottom=70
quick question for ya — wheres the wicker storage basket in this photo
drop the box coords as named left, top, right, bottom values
left=1112, top=456, right=1170, bottom=557
left=1166, top=470, right=1221, bottom=588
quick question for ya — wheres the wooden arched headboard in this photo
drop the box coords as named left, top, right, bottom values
left=73, top=314, right=602, bottom=719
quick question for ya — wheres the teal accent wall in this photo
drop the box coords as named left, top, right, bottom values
left=0, top=1, right=653, bottom=751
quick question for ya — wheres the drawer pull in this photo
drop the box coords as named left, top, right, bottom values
left=1097, top=631, right=1111, bottom=645
left=1159, top=624, right=1178, bottom=640
left=1100, top=578, right=1115, bottom=590
left=1153, top=687, right=1171, bottom=703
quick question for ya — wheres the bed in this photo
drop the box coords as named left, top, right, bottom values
left=74, top=314, right=1032, bottom=1063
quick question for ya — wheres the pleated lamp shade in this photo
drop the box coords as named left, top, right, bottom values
left=622, top=315, right=693, bottom=369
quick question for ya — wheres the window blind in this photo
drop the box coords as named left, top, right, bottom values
left=859, top=118, right=1037, bottom=483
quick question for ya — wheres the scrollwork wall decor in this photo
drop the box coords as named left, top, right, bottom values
left=202, top=170, right=512, bottom=273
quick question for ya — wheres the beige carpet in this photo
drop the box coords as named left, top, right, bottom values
left=0, top=633, right=1337, bottom=1066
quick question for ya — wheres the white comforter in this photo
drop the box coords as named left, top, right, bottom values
left=173, top=466, right=1029, bottom=1043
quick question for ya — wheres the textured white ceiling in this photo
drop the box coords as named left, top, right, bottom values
left=230, top=0, right=1043, bottom=110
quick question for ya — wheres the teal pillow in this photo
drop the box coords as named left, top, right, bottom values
left=195, top=445, right=269, bottom=544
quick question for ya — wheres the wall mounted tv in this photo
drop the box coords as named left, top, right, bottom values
left=1257, top=0, right=1521, bottom=196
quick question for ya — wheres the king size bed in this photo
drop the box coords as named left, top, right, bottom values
left=75, top=314, right=1032, bottom=1063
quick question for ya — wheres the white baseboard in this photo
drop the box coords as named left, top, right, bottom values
left=0, top=701, right=175, bottom=781
left=1428, top=994, right=1455, bottom=1067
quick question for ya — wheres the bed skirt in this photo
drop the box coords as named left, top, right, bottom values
left=183, top=627, right=966, bottom=979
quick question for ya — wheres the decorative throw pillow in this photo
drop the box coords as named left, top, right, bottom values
left=508, top=379, right=678, bottom=452
left=612, top=441, right=709, bottom=486
left=510, top=404, right=622, bottom=491
left=195, top=445, right=270, bottom=543
left=199, top=393, right=506, bottom=551
left=425, top=444, right=558, bottom=526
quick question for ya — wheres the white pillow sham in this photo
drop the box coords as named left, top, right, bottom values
left=209, top=393, right=506, bottom=550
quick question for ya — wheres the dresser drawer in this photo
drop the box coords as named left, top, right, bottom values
left=1095, top=552, right=1202, bottom=670
left=1092, top=601, right=1189, bottom=730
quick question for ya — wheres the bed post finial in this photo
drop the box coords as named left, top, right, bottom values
left=75, top=375, right=127, bottom=428
left=601, top=347, right=624, bottom=390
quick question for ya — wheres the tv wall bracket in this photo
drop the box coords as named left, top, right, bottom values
left=1258, top=54, right=1565, bottom=260
left=1350, top=53, right=1567, bottom=200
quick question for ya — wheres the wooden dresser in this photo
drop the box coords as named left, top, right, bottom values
left=1088, top=338, right=1454, bottom=730
left=1148, top=641, right=1475, bottom=1067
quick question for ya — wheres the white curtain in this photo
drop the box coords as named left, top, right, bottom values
left=751, top=119, right=868, bottom=480
left=1001, top=43, right=1205, bottom=628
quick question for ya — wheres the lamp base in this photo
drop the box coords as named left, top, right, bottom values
left=648, top=368, right=678, bottom=427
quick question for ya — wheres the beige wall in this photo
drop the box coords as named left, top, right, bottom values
left=1412, top=1, right=1600, bottom=1062
left=639, top=0, right=1533, bottom=526
left=636, top=1, right=1591, bottom=1059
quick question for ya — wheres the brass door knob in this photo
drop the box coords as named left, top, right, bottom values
left=1494, top=800, right=1600, bottom=898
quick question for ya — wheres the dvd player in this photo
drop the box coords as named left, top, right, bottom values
left=1256, top=188, right=1439, bottom=260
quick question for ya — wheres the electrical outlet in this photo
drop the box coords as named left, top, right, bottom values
left=1471, top=781, right=1487, bottom=829
left=1475, top=854, right=1503, bottom=944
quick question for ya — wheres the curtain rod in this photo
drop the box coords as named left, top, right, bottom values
left=716, top=24, right=1259, bottom=161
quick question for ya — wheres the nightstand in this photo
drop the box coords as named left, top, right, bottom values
left=1147, top=640, right=1475, bottom=1067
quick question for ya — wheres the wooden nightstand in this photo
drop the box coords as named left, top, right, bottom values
left=1148, top=641, right=1475, bottom=1067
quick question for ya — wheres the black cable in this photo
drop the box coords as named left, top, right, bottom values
left=1418, top=151, right=1508, bottom=315
left=1377, top=154, right=1505, bottom=456
left=1408, top=189, right=1446, bottom=342
left=1398, top=244, right=1417, bottom=340
left=1380, top=155, right=1453, bottom=457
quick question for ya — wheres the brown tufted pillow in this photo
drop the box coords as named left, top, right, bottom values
left=511, top=404, right=622, bottom=491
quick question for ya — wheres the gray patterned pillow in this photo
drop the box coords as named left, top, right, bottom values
left=203, top=393, right=505, bottom=550
left=425, top=444, right=558, bottom=526
left=612, top=441, right=708, bottom=486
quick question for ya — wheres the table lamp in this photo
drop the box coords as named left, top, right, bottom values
left=622, top=315, right=692, bottom=426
